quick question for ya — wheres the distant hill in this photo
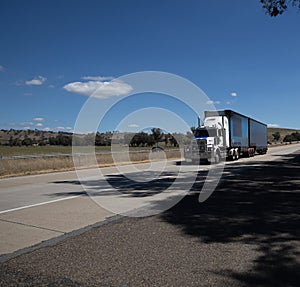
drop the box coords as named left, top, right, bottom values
left=0, top=129, right=73, bottom=146
left=0, top=129, right=117, bottom=147
left=267, top=127, right=300, bottom=143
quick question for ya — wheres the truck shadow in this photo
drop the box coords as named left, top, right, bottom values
left=150, top=152, right=300, bottom=287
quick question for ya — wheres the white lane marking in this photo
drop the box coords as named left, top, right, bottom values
left=0, top=162, right=181, bottom=215
left=0, top=195, right=81, bottom=215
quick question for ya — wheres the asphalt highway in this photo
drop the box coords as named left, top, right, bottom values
left=0, top=144, right=300, bottom=286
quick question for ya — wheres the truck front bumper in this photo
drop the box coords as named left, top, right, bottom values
left=184, top=149, right=213, bottom=161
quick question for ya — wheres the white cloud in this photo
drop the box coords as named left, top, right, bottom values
left=63, top=78, right=133, bottom=99
left=33, top=117, right=44, bottom=122
left=56, top=126, right=66, bottom=131
left=128, top=124, right=139, bottom=128
left=55, top=126, right=73, bottom=132
left=49, top=84, right=55, bottom=88
left=36, top=123, right=43, bottom=127
left=267, top=123, right=279, bottom=128
left=25, top=76, right=47, bottom=86
left=0, top=65, right=4, bottom=72
left=81, top=76, right=114, bottom=81
left=206, top=100, right=221, bottom=105
left=231, top=92, right=237, bottom=97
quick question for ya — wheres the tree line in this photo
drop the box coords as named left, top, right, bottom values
left=6, top=132, right=112, bottom=147
left=2, top=128, right=193, bottom=147
left=272, top=131, right=300, bottom=143
left=283, top=132, right=300, bottom=143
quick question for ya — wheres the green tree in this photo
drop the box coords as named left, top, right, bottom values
left=129, top=132, right=151, bottom=147
left=151, top=128, right=163, bottom=147
left=260, top=0, right=300, bottom=16
left=291, top=132, right=300, bottom=140
left=272, top=131, right=281, bottom=141
left=169, top=134, right=179, bottom=147
left=22, top=137, right=33, bottom=146
left=283, top=134, right=294, bottom=143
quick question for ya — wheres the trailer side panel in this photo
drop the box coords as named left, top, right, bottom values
left=229, top=112, right=249, bottom=152
left=249, top=119, right=268, bottom=153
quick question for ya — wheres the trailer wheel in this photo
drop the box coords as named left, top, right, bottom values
left=233, top=149, right=239, bottom=161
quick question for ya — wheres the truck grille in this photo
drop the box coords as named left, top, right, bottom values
left=192, top=141, right=206, bottom=153
left=199, top=143, right=205, bottom=151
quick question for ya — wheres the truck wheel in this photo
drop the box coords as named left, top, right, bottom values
left=228, top=149, right=235, bottom=161
left=232, top=149, right=239, bottom=161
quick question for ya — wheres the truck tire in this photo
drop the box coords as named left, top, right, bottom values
left=231, top=149, right=239, bottom=161
left=235, top=150, right=239, bottom=160
left=227, top=148, right=234, bottom=161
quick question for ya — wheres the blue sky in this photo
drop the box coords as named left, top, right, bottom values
left=1, top=0, right=300, bottom=133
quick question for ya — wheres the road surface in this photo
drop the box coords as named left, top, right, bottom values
left=0, top=143, right=300, bottom=286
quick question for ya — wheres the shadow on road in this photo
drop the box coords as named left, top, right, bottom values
left=51, top=168, right=207, bottom=198
left=49, top=152, right=300, bottom=286
left=151, top=152, right=300, bottom=287
left=50, top=171, right=179, bottom=197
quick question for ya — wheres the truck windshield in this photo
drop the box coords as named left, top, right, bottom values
left=194, top=128, right=217, bottom=138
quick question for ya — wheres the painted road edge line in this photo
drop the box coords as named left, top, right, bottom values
left=0, top=195, right=81, bottom=215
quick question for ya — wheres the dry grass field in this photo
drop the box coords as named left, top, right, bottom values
left=0, top=148, right=181, bottom=178
left=0, top=145, right=112, bottom=157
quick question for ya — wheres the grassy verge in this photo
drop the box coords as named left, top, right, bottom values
left=0, top=149, right=181, bottom=178
left=0, top=145, right=146, bottom=157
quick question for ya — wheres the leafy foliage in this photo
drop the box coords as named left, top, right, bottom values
left=151, top=128, right=163, bottom=146
left=272, top=131, right=281, bottom=141
left=283, top=132, right=300, bottom=142
left=127, top=132, right=155, bottom=147
left=260, top=0, right=300, bottom=16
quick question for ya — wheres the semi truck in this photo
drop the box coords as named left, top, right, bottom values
left=184, top=110, right=268, bottom=163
